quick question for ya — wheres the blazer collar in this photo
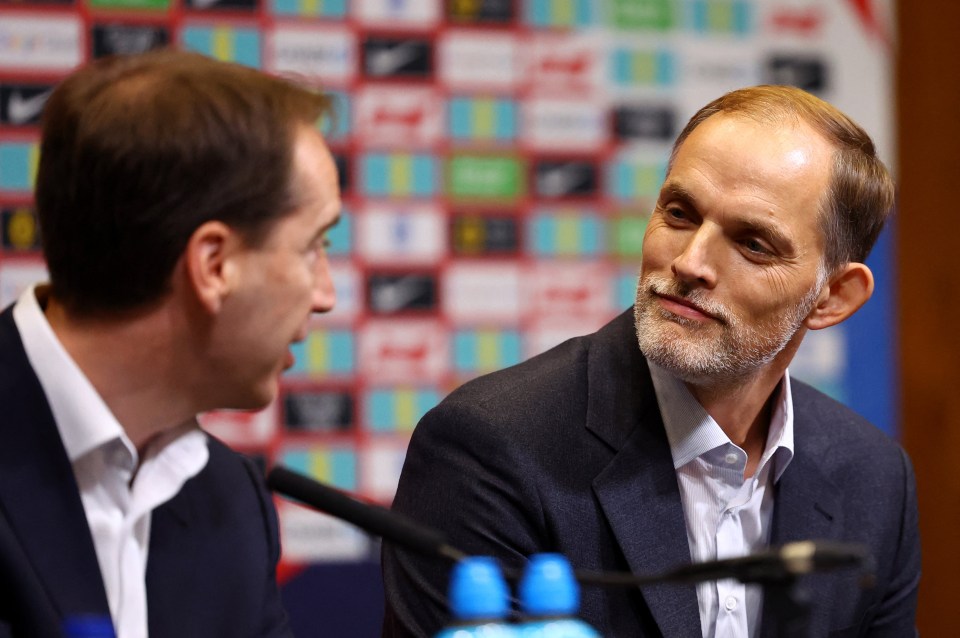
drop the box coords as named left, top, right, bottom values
left=585, top=310, right=702, bottom=637
left=760, top=400, right=842, bottom=637
left=0, top=307, right=111, bottom=620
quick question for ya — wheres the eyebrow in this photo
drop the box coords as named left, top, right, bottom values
left=735, top=217, right=794, bottom=251
left=657, top=180, right=697, bottom=206
left=308, top=209, right=340, bottom=245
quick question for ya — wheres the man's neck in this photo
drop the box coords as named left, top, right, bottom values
left=686, top=366, right=786, bottom=477
left=43, top=295, right=198, bottom=455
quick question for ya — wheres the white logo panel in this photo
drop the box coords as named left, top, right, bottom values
left=359, top=319, right=449, bottom=384
left=354, top=0, right=440, bottom=26
left=0, top=15, right=82, bottom=71
left=438, top=30, right=520, bottom=91
left=443, top=262, right=522, bottom=324
left=266, top=25, right=357, bottom=82
left=278, top=502, right=370, bottom=562
left=357, top=203, right=446, bottom=265
left=523, top=99, right=608, bottom=151
left=354, top=86, right=443, bottom=148
left=525, top=261, right=615, bottom=318
left=526, top=33, right=605, bottom=96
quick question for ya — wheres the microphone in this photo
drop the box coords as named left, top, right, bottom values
left=266, top=465, right=872, bottom=588
left=574, top=540, right=874, bottom=588
left=266, top=465, right=466, bottom=563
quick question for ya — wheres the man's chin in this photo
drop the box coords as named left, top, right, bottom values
left=636, top=320, right=725, bottom=382
left=229, top=379, right=279, bottom=413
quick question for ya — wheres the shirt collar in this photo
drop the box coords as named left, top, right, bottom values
left=14, top=284, right=132, bottom=463
left=649, top=361, right=795, bottom=482
left=12, top=285, right=208, bottom=474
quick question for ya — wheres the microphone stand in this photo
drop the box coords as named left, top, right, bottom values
left=764, top=577, right=811, bottom=638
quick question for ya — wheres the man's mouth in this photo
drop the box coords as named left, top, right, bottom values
left=646, top=282, right=728, bottom=324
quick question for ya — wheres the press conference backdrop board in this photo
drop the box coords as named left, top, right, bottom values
left=0, top=0, right=895, bottom=635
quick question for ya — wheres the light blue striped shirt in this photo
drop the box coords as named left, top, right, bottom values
left=649, top=362, right=795, bottom=638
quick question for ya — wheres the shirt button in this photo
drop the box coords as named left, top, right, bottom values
left=725, top=452, right=738, bottom=465
left=725, top=596, right=738, bottom=611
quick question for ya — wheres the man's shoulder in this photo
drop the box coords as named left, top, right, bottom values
left=196, top=434, right=266, bottom=491
left=790, top=377, right=908, bottom=468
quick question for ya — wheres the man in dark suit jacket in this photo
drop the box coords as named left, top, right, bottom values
left=382, top=86, right=920, bottom=637
left=0, top=50, right=342, bottom=637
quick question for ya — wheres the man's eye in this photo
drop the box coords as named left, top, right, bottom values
left=665, top=207, right=687, bottom=221
left=307, top=237, right=330, bottom=255
left=742, top=238, right=771, bottom=255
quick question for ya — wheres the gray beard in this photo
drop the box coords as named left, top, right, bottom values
left=633, top=274, right=822, bottom=387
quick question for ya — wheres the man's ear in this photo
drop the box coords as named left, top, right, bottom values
left=805, top=262, right=875, bottom=331
left=183, top=221, right=242, bottom=315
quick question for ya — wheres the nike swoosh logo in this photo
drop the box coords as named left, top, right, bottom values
left=190, top=0, right=220, bottom=9
left=368, top=41, right=421, bottom=76
left=372, top=276, right=428, bottom=312
left=537, top=165, right=588, bottom=197
left=7, top=89, right=52, bottom=125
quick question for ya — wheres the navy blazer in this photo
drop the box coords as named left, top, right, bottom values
left=0, top=306, right=292, bottom=637
left=382, top=309, right=920, bottom=637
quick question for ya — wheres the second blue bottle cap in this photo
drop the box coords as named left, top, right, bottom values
left=519, top=553, right=580, bottom=616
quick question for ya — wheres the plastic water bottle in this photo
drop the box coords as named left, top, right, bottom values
left=517, top=554, right=600, bottom=638
left=435, top=556, right=517, bottom=638
left=62, top=615, right=116, bottom=638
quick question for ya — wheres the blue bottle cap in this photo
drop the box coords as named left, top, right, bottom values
left=62, top=615, right=116, bottom=638
left=448, top=556, right=510, bottom=620
left=519, top=553, right=579, bottom=616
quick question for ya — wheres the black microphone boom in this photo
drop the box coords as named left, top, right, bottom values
left=572, top=540, right=874, bottom=588
left=266, top=465, right=872, bottom=590
left=266, top=465, right=466, bottom=562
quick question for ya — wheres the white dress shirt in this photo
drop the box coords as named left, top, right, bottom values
left=649, top=361, right=795, bottom=638
left=13, top=285, right=209, bottom=638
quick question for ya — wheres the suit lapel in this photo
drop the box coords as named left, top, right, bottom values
left=586, top=312, right=701, bottom=637
left=146, top=483, right=201, bottom=637
left=759, top=397, right=841, bottom=638
left=0, top=308, right=110, bottom=619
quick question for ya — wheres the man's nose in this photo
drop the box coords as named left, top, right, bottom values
left=671, top=227, right=718, bottom=289
left=311, top=254, right=336, bottom=314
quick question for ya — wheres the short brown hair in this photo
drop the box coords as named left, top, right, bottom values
left=669, top=85, right=894, bottom=272
left=36, top=49, right=332, bottom=315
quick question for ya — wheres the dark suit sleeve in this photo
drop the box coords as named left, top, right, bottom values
left=381, top=401, right=545, bottom=638
left=864, top=447, right=920, bottom=637
left=241, top=457, right=295, bottom=638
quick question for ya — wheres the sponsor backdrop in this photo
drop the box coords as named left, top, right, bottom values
left=0, top=0, right=894, bottom=635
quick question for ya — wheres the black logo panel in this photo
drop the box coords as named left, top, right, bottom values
left=614, top=105, right=676, bottom=142
left=0, top=84, right=54, bottom=127
left=534, top=159, right=598, bottom=198
left=765, top=55, right=828, bottom=93
left=367, top=272, right=438, bottom=314
left=185, top=0, right=256, bottom=10
left=446, top=0, right=514, bottom=24
left=93, top=24, right=169, bottom=58
left=451, top=213, right=519, bottom=256
left=284, top=389, right=354, bottom=433
left=362, top=37, right=433, bottom=79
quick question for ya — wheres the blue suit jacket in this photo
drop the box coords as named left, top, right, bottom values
left=382, top=309, right=920, bottom=637
left=0, top=306, right=292, bottom=637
